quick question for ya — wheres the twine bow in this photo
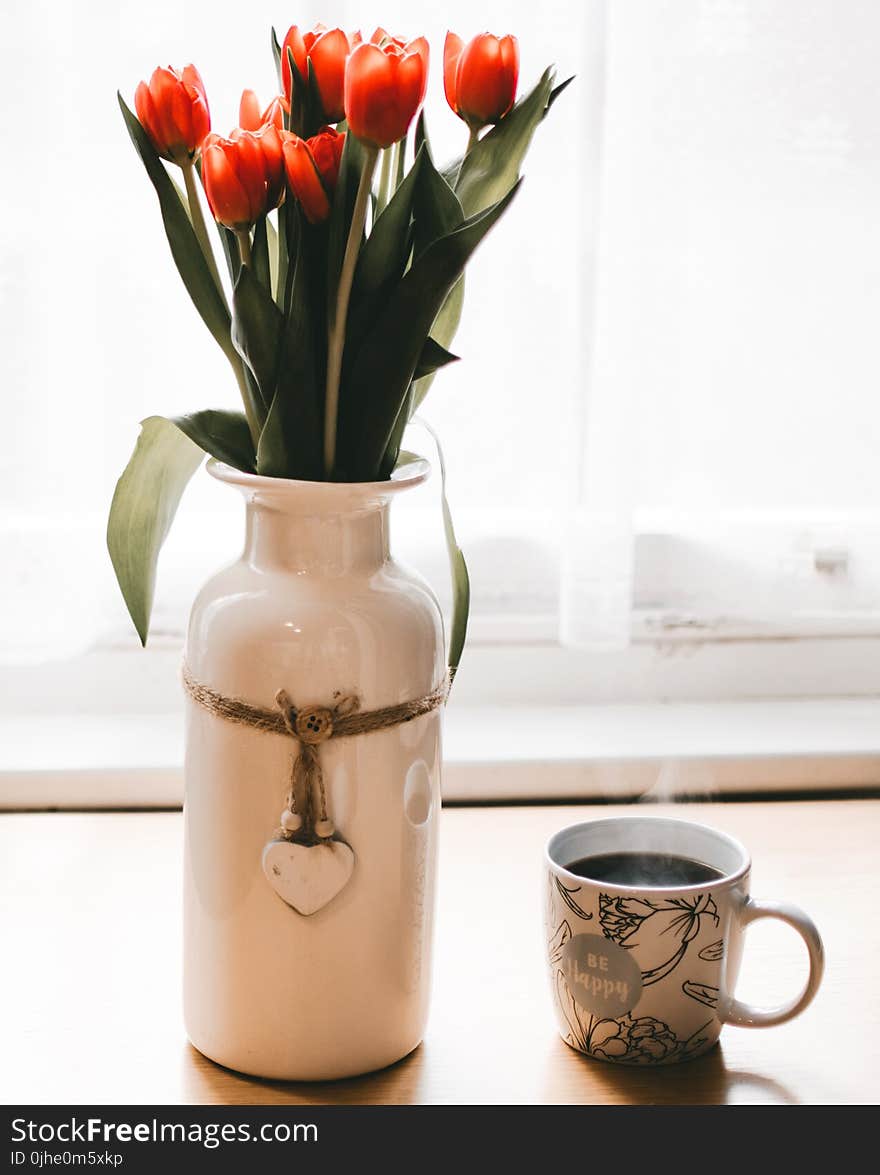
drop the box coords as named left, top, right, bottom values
left=274, top=690, right=360, bottom=834
left=181, top=664, right=449, bottom=839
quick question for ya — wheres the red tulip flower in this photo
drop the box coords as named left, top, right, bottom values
left=239, top=90, right=288, bottom=132
left=135, top=65, right=210, bottom=163
left=282, top=126, right=345, bottom=225
left=366, top=27, right=406, bottom=50
left=281, top=25, right=352, bottom=123
left=306, top=126, right=345, bottom=193
left=444, top=32, right=519, bottom=129
left=201, top=124, right=285, bottom=230
left=344, top=37, right=429, bottom=149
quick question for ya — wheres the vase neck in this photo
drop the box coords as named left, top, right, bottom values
left=244, top=500, right=391, bottom=575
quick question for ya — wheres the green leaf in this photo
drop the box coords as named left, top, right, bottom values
left=353, top=148, right=422, bottom=299
left=217, top=227, right=239, bottom=284
left=213, top=221, right=240, bottom=285
left=326, top=130, right=366, bottom=308
left=345, top=148, right=424, bottom=361
left=414, top=111, right=427, bottom=157
left=285, top=48, right=326, bottom=138
left=118, top=94, right=233, bottom=359
left=257, top=221, right=324, bottom=479
left=256, top=375, right=322, bottom=481
left=271, top=26, right=284, bottom=92
left=275, top=201, right=289, bottom=308
left=412, top=277, right=464, bottom=411
left=304, top=58, right=328, bottom=137
left=266, top=214, right=280, bottom=299
left=172, top=409, right=256, bottom=472
left=256, top=389, right=290, bottom=478
left=548, top=75, right=575, bottom=110
left=450, top=68, right=558, bottom=218
left=412, top=118, right=464, bottom=260
left=379, top=385, right=413, bottom=479
left=413, top=337, right=459, bottom=380
left=279, top=190, right=300, bottom=314
left=232, top=264, right=283, bottom=413
left=418, top=421, right=470, bottom=683
left=336, top=183, right=521, bottom=480
left=107, top=416, right=204, bottom=646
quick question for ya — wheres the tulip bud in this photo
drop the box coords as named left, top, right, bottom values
left=444, top=32, right=519, bottom=130
left=282, top=126, right=345, bottom=225
left=239, top=90, right=289, bottom=132
left=368, top=27, right=406, bottom=51
left=201, top=124, right=285, bottom=230
left=239, top=89, right=262, bottom=133
left=254, top=123, right=285, bottom=210
left=261, top=96, right=289, bottom=132
left=344, top=38, right=429, bottom=149
left=135, top=65, right=211, bottom=164
left=281, top=24, right=352, bottom=123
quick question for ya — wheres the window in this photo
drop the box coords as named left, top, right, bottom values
left=2, top=1, right=880, bottom=804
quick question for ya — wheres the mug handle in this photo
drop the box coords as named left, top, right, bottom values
left=721, top=897, right=825, bottom=1027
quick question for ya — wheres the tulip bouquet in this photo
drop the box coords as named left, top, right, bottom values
left=109, top=25, right=570, bottom=670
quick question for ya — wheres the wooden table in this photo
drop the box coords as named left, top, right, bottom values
left=1, top=801, right=876, bottom=1105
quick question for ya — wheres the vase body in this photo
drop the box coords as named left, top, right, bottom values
left=182, top=459, right=445, bottom=1080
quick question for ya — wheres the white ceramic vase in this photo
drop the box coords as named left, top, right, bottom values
left=182, top=457, right=445, bottom=1080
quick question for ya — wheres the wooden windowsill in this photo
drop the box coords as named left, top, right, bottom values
left=1, top=800, right=875, bottom=1105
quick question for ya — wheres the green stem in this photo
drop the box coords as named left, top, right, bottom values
left=394, top=134, right=407, bottom=191
left=466, top=126, right=481, bottom=154
left=376, top=146, right=393, bottom=215
left=324, top=144, right=379, bottom=478
left=235, top=228, right=252, bottom=268
left=182, top=158, right=227, bottom=306
left=184, top=161, right=259, bottom=450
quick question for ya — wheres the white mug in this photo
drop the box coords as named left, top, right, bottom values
left=544, top=817, right=824, bottom=1065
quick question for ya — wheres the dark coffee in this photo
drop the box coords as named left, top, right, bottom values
left=564, top=851, right=725, bottom=888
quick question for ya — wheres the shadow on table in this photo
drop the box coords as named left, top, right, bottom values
left=542, top=1040, right=800, bottom=1106
left=181, top=1041, right=428, bottom=1105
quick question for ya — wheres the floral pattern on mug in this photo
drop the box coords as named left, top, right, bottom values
left=599, top=892, right=719, bottom=986
left=682, top=980, right=720, bottom=1009
left=555, top=968, right=713, bottom=1066
left=548, top=919, right=572, bottom=966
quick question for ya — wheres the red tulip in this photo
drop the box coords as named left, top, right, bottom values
left=367, top=27, right=406, bottom=50
left=262, top=96, right=289, bottom=132
left=252, top=124, right=285, bottom=209
left=344, top=37, right=429, bottom=149
left=238, top=89, right=262, bottom=132
left=201, top=124, right=285, bottom=229
left=135, top=65, right=210, bottom=163
left=444, top=32, right=519, bottom=128
left=238, top=90, right=288, bottom=132
left=282, top=126, right=345, bottom=224
left=281, top=24, right=351, bottom=123
left=306, top=126, right=345, bottom=192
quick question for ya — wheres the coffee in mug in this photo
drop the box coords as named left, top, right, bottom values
left=544, top=817, right=824, bottom=1065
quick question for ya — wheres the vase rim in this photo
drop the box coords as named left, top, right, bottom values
left=206, top=454, right=431, bottom=507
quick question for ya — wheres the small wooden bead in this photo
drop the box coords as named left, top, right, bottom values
left=314, top=819, right=335, bottom=839
left=281, top=810, right=303, bottom=832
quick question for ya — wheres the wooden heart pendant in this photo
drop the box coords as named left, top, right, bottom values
left=262, top=838, right=355, bottom=916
